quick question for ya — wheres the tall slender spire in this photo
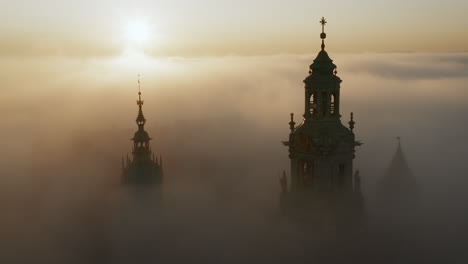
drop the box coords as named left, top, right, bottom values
left=122, top=75, right=164, bottom=185
left=138, top=74, right=142, bottom=101
left=136, top=74, right=146, bottom=127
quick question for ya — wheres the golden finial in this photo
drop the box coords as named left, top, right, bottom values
left=289, top=113, right=296, bottom=132
left=319, top=17, right=327, bottom=50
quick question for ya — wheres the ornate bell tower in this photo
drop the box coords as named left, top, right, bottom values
left=122, top=76, right=163, bottom=185
left=282, top=17, right=361, bottom=194
left=280, top=18, right=364, bottom=235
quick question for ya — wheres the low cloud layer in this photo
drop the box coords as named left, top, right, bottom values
left=0, top=52, right=467, bottom=263
left=344, top=53, right=468, bottom=80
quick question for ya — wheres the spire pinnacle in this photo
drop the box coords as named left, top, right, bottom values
left=319, top=17, right=327, bottom=50
left=137, top=74, right=143, bottom=106
left=289, top=113, right=296, bottom=132
left=348, top=112, right=355, bottom=132
left=135, top=74, right=146, bottom=127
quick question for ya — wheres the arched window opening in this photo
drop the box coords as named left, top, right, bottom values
left=309, top=93, right=317, bottom=116
left=302, top=162, right=309, bottom=186
left=321, top=92, right=327, bottom=117
left=331, top=94, right=336, bottom=115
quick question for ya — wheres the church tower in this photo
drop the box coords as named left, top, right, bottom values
left=281, top=18, right=364, bottom=232
left=122, top=76, right=163, bottom=185
left=283, top=17, right=361, bottom=194
left=377, top=137, right=419, bottom=212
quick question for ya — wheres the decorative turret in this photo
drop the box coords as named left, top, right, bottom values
left=289, top=113, right=296, bottom=133
left=122, top=75, right=163, bottom=185
left=348, top=112, right=355, bottom=132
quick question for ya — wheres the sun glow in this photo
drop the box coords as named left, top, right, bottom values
left=125, top=20, right=151, bottom=46
left=119, top=17, right=168, bottom=63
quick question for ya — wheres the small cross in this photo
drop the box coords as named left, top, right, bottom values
left=320, top=17, right=327, bottom=33
left=138, top=74, right=141, bottom=95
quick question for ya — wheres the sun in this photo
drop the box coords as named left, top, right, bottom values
left=125, top=20, right=151, bottom=46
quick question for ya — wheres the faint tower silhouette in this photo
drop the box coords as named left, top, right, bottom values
left=377, top=137, right=419, bottom=212
left=122, top=76, right=163, bottom=185
left=281, top=17, right=364, bottom=232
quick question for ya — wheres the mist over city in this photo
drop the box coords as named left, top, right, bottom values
left=1, top=1, right=468, bottom=263
left=1, top=52, right=467, bottom=263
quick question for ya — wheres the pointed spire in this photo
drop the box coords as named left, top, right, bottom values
left=136, top=74, right=146, bottom=128
left=289, top=113, right=296, bottom=133
left=159, top=155, right=163, bottom=169
left=138, top=74, right=142, bottom=101
left=388, top=137, right=412, bottom=178
left=378, top=136, right=417, bottom=196
left=319, top=17, right=327, bottom=50
left=348, top=112, right=355, bottom=132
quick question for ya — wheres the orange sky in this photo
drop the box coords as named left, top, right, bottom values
left=1, top=0, right=467, bottom=58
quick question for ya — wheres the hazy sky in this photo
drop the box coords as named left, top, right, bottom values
left=1, top=2, right=468, bottom=262
left=1, top=0, right=467, bottom=57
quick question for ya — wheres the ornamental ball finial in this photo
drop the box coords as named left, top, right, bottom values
left=319, top=17, right=327, bottom=50
left=289, top=113, right=296, bottom=132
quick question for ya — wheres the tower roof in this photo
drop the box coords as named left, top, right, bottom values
left=133, top=75, right=151, bottom=142
left=309, top=17, right=337, bottom=75
left=386, top=139, right=411, bottom=177
left=133, top=129, right=150, bottom=141
left=381, top=138, right=417, bottom=192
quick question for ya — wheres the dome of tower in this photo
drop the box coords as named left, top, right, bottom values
left=133, top=129, right=150, bottom=141
left=309, top=50, right=337, bottom=75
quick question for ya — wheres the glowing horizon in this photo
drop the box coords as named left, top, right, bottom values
left=1, top=0, right=467, bottom=58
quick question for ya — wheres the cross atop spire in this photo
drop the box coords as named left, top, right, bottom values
left=319, top=17, right=327, bottom=50
left=320, top=17, right=327, bottom=33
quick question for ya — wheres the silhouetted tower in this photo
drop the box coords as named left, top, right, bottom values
left=377, top=137, right=418, bottom=209
left=284, top=17, right=361, bottom=193
left=122, top=76, right=163, bottom=185
left=281, top=18, right=364, bottom=233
